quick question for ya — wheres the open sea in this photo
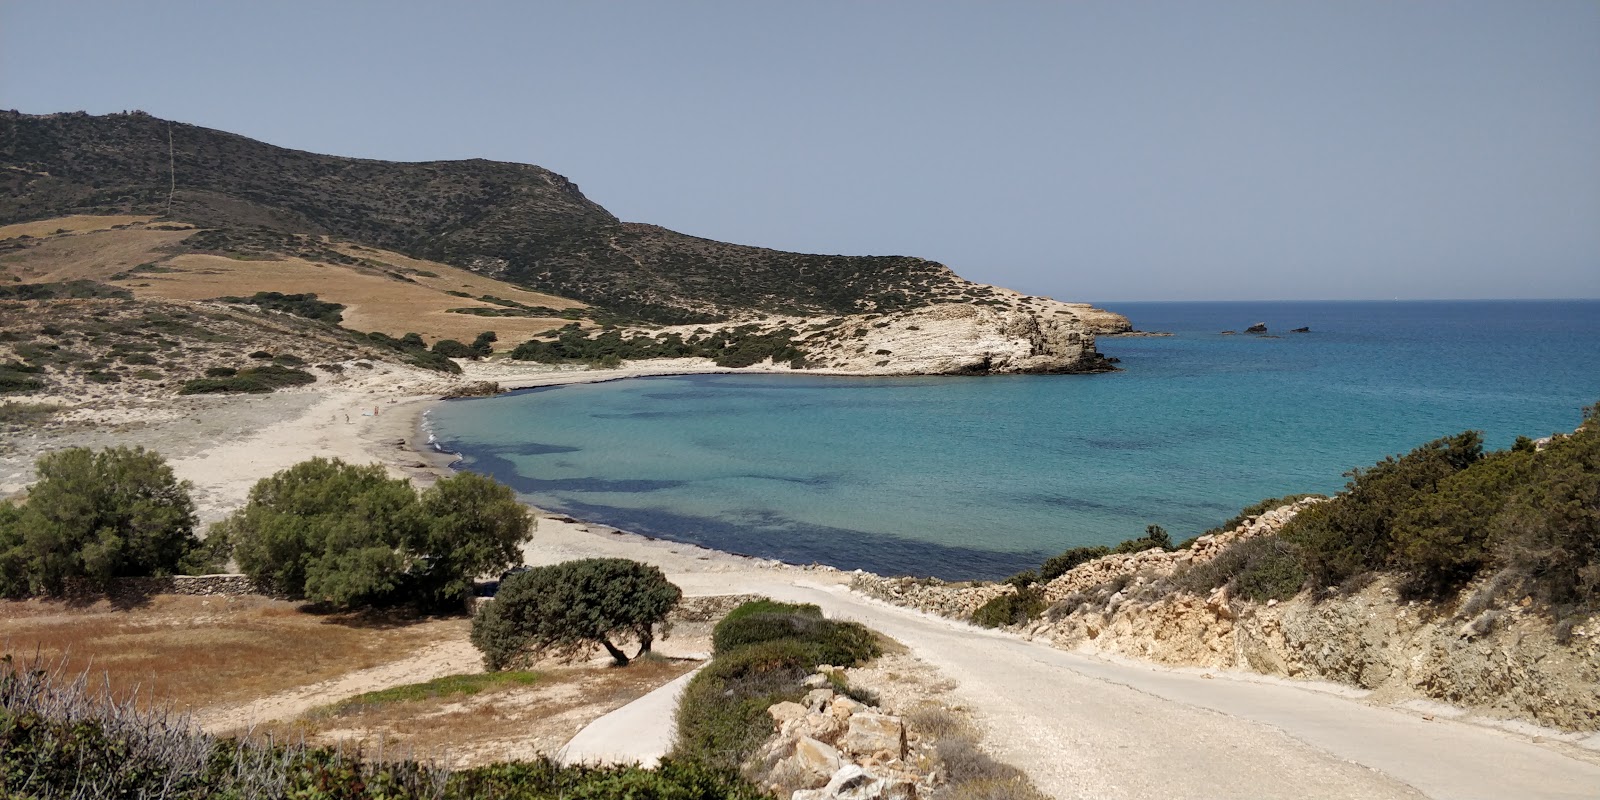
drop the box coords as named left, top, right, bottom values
left=429, top=300, right=1600, bottom=580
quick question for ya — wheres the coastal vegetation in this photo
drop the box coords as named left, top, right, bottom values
left=510, top=323, right=807, bottom=369
left=0, top=655, right=765, bottom=800
left=218, top=459, right=531, bottom=610
left=217, top=290, right=346, bottom=324
left=1173, top=407, right=1600, bottom=626
left=0, top=446, right=219, bottom=598
left=176, top=363, right=316, bottom=394
left=674, top=600, right=880, bottom=771
left=471, top=558, right=683, bottom=668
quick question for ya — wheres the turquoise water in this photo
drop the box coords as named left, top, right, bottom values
left=430, top=301, right=1600, bottom=579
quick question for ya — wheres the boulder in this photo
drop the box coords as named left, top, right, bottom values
left=786, top=711, right=848, bottom=745
left=806, top=687, right=837, bottom=710
left=768, top=701, right=809, bottom=728
left=776, top=736, right=842, bottom=789
left=803, top=673, right=832, bottom=689
left=831, top=696, right=868, bottom=718
left=1245, top=322, right=1268, bottom=333
left=1291, top=326, right=1310, bottom=333
left=840, top=713, right=907, bottom=758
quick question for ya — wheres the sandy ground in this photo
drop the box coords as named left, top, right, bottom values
left=8, top=360, right=1600, bottom=798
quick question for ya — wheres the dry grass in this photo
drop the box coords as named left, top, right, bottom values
left=0, top=214, right=162, bottom=240
left=242, top=656, right=699, bottom=768
left=2, top=216, right=588, bottom=348
left=0, top=595, right=466, bottom=713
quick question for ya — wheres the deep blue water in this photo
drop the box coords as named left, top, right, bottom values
left=430, top=301, right=1600, bottom=579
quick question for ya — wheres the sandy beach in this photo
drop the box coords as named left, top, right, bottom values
left=0, top=356, right=847, bottom=586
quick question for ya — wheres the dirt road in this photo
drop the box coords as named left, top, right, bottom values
left=647, top=573, right=1600, bottom=800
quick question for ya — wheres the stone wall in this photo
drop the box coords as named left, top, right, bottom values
left=62, top=574, right=279, bottom=602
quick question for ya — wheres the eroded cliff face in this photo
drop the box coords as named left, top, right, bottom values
left=797, top=301, right=1119, bottom=375
left=853, top=500, right=1600, bottom=733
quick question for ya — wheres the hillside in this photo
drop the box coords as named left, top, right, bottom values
left=1, top=110, right=1078, bottom=325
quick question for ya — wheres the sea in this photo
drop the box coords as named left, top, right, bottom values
left=428, top=300, right=1600, bottom=580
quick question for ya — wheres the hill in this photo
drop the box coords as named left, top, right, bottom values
left=2, top=110, right=1058, bottom=324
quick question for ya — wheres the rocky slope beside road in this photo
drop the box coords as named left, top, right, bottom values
left=854, top=500, right=1600, bottom=734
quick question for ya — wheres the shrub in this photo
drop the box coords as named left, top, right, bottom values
left=0, top=447, right=199, bottom=597
left=178, top=364, right=315, bottom=394
left=218, top=291, right=345, bottom=324
left=1284, top=431, right=1484, bottom=591
left=471, top=330, right=498, bottom=356
left=971, top=586, right=1047, bottom=628
left=673, top=639, right=815, bottom=770
left=472, top=558, right=682, bottom=668
left=1111, top=524, right=1172, bottom=555
left=431, top=338, right=478, bottom=359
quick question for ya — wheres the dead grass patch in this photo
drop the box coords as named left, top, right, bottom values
left=241, top=657, right=698, bottom=768
left=0, top=214, right=160, bottom=240
left=0, top=594, right=465, bottom=712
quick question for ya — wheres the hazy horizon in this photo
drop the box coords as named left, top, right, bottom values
left=4, top=1, right=1597, bottom=302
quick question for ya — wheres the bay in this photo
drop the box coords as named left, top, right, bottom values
left=430, top=300, right=1600, bottom=579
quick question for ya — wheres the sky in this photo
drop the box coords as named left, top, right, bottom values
left=3, top=1, right=1597, bottom=301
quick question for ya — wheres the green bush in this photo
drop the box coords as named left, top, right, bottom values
left=673, top=639, right=816, bottom=770
left=218, top=291, right=345, bottom=324
left=0, top=361, right=45, bottom=393
left=472, top=558, right=682, bottom=668
left=432, top=338, right=479, bottom=359
left=221, top=459, right=530, bottom=609
left=675, top=600, right=883, bottom=770
left=1284, top=431, right=1484, bottom=591
left=177, top=364, right=315, bottom=394
left=0, top=447, right=200, bottom=597
left=1111, top=524, right=1173, bottom=555
left=971, top=586, right=1047, bottom=628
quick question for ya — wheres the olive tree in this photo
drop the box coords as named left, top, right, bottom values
left=0, top=446, right=199, bottom=597
left=471, top=558, right=682, bottom=669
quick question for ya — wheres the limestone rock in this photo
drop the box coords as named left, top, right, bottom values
left=840, top=713, right=906, bottom=758
left=769, top=701, right=809, bottom=728
left=777, top=736, right=842, bottom=789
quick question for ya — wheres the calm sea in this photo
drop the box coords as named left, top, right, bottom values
left=430, top=301, right=1600, bottom=579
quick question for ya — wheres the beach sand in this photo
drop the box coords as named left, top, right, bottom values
left=0, top=357, right=847, bottom=588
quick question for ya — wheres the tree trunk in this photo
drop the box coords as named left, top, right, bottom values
left=635, top=626, right=654, bottom=659
left=600, top=638, right=630, bottom=666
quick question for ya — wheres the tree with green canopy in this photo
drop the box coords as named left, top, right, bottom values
left=471, top=558, right=682, bottom=668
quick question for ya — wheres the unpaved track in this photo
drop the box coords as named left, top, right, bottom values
left=656, top=573, right=1600, bottom=800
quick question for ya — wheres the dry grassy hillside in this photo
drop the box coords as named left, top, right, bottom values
left=0, top=215, right=586, bottom=347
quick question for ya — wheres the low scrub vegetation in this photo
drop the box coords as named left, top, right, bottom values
left=511, top=323, right=806, bottom=369
left=674, top=600, right=881, bottom=771
left=0, top=655, right=764, bottom=799
left=217, top=459, right=531, bottom=610
left=1179, top=403, right=1600, bottom=623
left=971, top=586, right=1048, bottom=628
left=177, top=363, right=316, bottom=394
left=471, top=558, right=682, bottom=668
left=217, top=290, right=346, bottom=324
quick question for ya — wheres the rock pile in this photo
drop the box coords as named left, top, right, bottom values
left=755, top=669, right=932, bottom=800
left=848, top=576, right=1012, bottom=619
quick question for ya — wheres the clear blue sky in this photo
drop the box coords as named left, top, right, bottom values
left=4, top=1, right=1597, bottom=301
